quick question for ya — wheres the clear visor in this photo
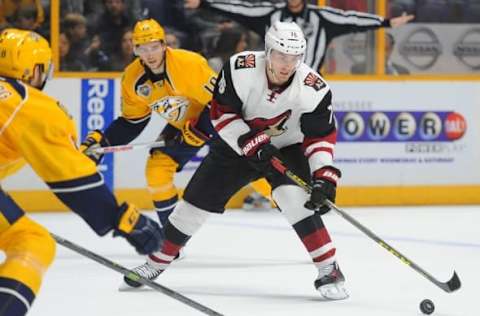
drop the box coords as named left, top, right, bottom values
left=44, top=62, right=54, bottom=81
left=269, top=49, right=304, bottom=67
left=134, top=41, right=164, bottom=55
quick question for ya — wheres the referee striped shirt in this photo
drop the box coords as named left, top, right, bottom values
left=199, top=0, right=390, bottom=71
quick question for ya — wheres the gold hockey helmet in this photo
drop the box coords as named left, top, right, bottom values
left=132, top=19, right=165, bottom=46
left=0, top=28, right=52, bottom=82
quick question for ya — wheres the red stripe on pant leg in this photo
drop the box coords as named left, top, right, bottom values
left=148, top=254, right=170, bottom=264
left=162, top=240, right=182, bottom=257
left=313, top=248, right=336, bottom=263
left=302, top=228, right=332, bottom=252
left=149, top=240, right=182, bottom=264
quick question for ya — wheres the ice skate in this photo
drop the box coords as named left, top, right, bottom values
left=119, top=261, right=164, bottom=291
left=314, top=262, right=349, bottom=300
left=242, top=192, right=272, bottom=210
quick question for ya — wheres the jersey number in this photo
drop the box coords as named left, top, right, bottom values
left=328, top=104, right=333, bottom=124
left=204, top=77, right=217, bottom=95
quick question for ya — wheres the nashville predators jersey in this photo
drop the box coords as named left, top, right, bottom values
left=121, top=48, right=217, bottom=130
left=0, top=76, right=97, bottom=182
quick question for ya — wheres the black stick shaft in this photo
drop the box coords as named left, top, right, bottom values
left=270, top=157, right=461, bottom=293
left=51, top=233, right=224, bottom=316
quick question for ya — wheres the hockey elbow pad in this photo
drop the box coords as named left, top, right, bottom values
left=181, top=118, right=210, bottom=147
left=114, top=203, right=164, bottom=254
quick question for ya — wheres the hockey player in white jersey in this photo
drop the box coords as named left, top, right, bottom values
left=124, top=21, right=348, bottom=300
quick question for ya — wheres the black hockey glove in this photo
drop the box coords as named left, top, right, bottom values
left=304, top=166, right=342, bottom=215
left=80, top=130, right=109, bottom=165
left=113, top=203, right=164, bottom=254
left=239, top=131, right=280, bottom=174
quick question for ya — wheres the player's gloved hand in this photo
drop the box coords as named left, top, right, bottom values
left=113, top=203, right=164, bottom=255
left=304, top=166, right=341, bottom=215
left=181, top=118, right=210, bottom=147
left=79, top=130, right=108, bottom=164
left=239, top=131, right=280, bottom=174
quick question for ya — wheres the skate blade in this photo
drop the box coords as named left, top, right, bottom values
left=317, top=282, right=349, bottom=300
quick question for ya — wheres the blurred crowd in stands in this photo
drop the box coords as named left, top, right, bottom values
left=0, top=0, right=478, bottom=72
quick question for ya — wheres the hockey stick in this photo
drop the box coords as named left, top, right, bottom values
left=51, top=233, right=224, bottom=316
left=269, top=156, right=461, bottom=293
left=93, top=140, right=166, bottom=154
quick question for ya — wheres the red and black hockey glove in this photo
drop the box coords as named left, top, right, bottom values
left=304, top=166, right=342, bottom=215
left=239, top=131, right=281, bottom=174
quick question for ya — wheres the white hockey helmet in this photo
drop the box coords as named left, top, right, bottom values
left=265, top=21, right=306, bottom=57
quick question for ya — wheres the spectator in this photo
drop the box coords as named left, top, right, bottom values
left=63, top=13, right=91, bottom=67
left=0, top=0, right=44, bottom=31
left=63, top=13, right=111, bottom=71
left=351, top=33, right=409, bottom=75
left=416, top=0, right=451, bottom=22
left=12, top=6, right=38, bottom=31
left=61, top=0, right=141, bottom=29
left=86, top=34, right=112, bottom=71
left=95, top=0, right=133, bottom=57
left=165, top=29, right=181, bottom=48
left=388, top=0, right=416, bottom=18
left=110, top=28, right=134, bottom=70
left=208, top=27, right=248, bottom=72
left=140, top=0, right=189, bottom=32
left=59, top=32, right=86, bottom=71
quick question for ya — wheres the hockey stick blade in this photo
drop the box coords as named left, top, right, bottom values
left=51, top=233, right=224, bottom=316
left=270, top=157, right=462, bottom=294
left=94, top=140, right=166, bottom=154
left=440, top=271, right=461, bottom=293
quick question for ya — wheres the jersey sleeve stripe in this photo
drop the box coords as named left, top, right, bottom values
left=302, top=131, right=337, bottom=151
left=207, top=0, right=280, bottom=16
left=213, top=113, right=242, bottom=132
left=303, top=141, right=335, bottom=156
left=305, top=146, right=333, bottom=159
left=320, top=8, right=384, bottom=26
left=47, top=173, right=104, bottom=193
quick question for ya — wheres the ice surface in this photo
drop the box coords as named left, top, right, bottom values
left=25, top=205, right=479, bottom=316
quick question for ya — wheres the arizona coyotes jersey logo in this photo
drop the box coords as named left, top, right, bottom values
left=235, top=54, right=256, bottom=69
left=304, top=72, right=326, bottom=91
left=245, top=110, right=291, bottom=137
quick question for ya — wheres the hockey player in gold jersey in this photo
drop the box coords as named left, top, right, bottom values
left=81, top=18, right=270, bottom=235
left=81, top=19, right=217, bottom=229
left=79, top=19, right=271, bottom=289
left=0, top=29, right=164, bottom=316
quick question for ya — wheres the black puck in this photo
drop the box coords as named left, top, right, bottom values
left=420, top=299, right=435, bottom=315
